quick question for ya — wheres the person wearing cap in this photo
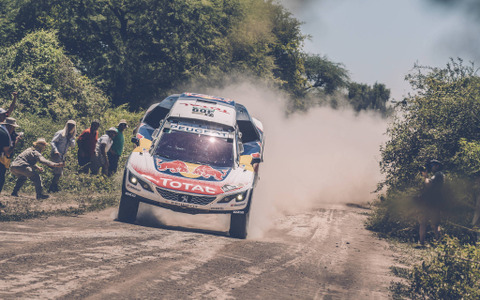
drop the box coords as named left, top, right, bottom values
left=0, top=117, right=21, bottom=200
left=10, top=138, right=65, bottom=200
left=418, top=159, right=445, bottom=246
left=0, top=91, right=18, bottom=123
left=90, top=128, right=117, bottom=176
left=48, top=120, right=77, bottom=192
left=77, top=120, right=100, bottom=173
left=107, top=119, right=127, bottom=176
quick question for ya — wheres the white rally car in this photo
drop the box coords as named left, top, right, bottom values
left=118, top=93, right=264, bottom=238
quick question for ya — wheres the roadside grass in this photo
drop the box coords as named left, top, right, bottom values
left=0, top=191, right=120, bottom=222
left=0, top=170, right=124, bottom=222
left=384, top=241, right=429, bottom=300
left=366, top=199, right=480, bottom=300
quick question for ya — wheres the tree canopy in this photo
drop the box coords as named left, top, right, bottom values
left=0, top=0, right=309, bottom=108
left=348, top=82, right=391, bottom=115
left=0, top=30, right=110, bottom=121
left=380, top=59, right=480, bottom=190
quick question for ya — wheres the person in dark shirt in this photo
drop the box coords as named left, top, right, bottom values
left=107, top=119, right=127, bottom=176
left=77, top=120, right=100, bottom=173
left=418, top=159, right=445, bottom=246
left=0, top=118, right=20, bottom=189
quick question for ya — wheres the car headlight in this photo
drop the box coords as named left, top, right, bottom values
left=128, top=172, right=154, bottom=193
left=218, top=191, right=248, bottom=203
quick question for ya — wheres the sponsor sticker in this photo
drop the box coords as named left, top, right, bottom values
left=192, top=106, right=215, bottom=117
left=125, top=192, right=137, bottom=198
left=170, top=124, right=229, bottom=138
left=179, top=102, right=231, bottom=115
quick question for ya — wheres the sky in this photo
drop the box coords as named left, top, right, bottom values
left=279, top=0, right=478, bottom=100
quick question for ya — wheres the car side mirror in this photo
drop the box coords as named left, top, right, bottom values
left=131, top=137, right=139, bottom=146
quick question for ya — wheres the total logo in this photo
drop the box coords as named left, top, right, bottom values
left=159, top=177, right=217, bottom=194
left=132, top=166, right=224, bottom=195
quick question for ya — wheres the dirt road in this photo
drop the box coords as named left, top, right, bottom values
left=0, top=203, right=396, bottom=299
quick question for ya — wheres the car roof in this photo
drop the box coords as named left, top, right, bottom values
left=168, top=94, right=237, bottom=128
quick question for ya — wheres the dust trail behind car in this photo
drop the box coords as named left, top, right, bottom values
left=209, top=82, right=389, bottom=238
left=136, top=82, right=388, bottom=238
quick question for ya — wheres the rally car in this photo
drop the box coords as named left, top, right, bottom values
left=117, top=93, right=264, bottom=238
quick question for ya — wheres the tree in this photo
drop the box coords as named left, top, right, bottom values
left=304, top=54, right=349, bottom=95
left=269, top=2, right=307, bottom=99
left=348, top=82, right=391, bottom=115
left=2, top=0, right=308, bottom=109
left=380, top=59, right=480, bottom=190
left=0, top=30, right=109, bottom=121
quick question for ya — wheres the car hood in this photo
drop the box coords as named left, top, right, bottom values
left=127, top=147, right=255, bottom=196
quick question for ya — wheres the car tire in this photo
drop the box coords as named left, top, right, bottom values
left=229, top=210, right=249, bottom=239
left=117, top=194, right=139, bottom=223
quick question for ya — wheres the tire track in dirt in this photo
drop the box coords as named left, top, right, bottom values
left=0, top=204, right=396, bottom=300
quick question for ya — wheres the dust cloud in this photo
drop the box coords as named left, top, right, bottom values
left=211, top=82, right=389, bottom=238
left=136, top=82, right=389, bottom=238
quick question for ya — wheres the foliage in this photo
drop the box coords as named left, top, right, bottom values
left=348, top=82, right=392, bottom=116
left=0, top=31, right=142, bottom=205
left=0, top=0, right=307, bottom=109
left=408, top=236, right=480, bottom=299
left=380, top=59, right=480, bottom=191
left=367, top=174, right=477, bottom=243
left=304, top=54, right=349, bottom=95
left=0, top=30, right=110, bottom=121
left=370, top=59, right=480, bottom=242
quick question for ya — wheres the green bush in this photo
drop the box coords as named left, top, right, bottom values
left=408, top=236, right=480, bottom=299
left=0, top=30, right=109, bottom=121
left=368, top=174, right=477, bottom=244
left=371, top=59, right=480, bottom=244
left=0, top=30, right=143, bottom=197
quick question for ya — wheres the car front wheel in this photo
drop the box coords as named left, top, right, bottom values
left=117, top=193, right=139, bottom=224
left=229, top=210, right=249, bottom=239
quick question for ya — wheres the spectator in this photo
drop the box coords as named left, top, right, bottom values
left=77, top=120, right=100, bottom=173
left=418, top=160, right=445, bottom=246
left=0, top=91, right=17, bottom=123
left=91, top=128, right=117, bottom=176
left=108, top=119, right=127, bottom=175
left=0, top=118, right=20, bottom=205
left=48, top=120, right=76, bottom=192
left=10, top=138, right=64, bottom=200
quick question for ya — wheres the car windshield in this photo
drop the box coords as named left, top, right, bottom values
left=154, top=130, right=234, bottom=168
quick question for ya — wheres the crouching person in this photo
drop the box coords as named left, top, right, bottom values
left=10, top=138, right=65, bottom=199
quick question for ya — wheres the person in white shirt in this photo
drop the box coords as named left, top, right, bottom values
left=48, top=120, right=76, bottom=192
left=90, top=127, right=117, bottom=175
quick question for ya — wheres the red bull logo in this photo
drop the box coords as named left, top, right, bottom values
left=251, top=152, right=260, bottom=158
left=193, top=165, right=227, bottom=181
left=156, top=159, right=189, bottom=173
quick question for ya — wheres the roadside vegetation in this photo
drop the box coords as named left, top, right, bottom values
left=368, top=59, right=480, bottom=299
left=6, top=0, right=472, bottom=297
left=0, top=0, right=393, bottom=222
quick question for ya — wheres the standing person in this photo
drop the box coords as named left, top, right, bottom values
left=91, top=128, right=117, bottom=176
left=77, top=120, right=100, bottom=173
left=0, top=91, right=18, bottom=123
left=0, top=118, right=20, bottom=206
left=108, top=119, right=127, bottom=176
left=48, top=120, right=76, bottom=192
left=10, top=138, right=64, bottom=199
left=418, top=159, right=445, bottom=246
